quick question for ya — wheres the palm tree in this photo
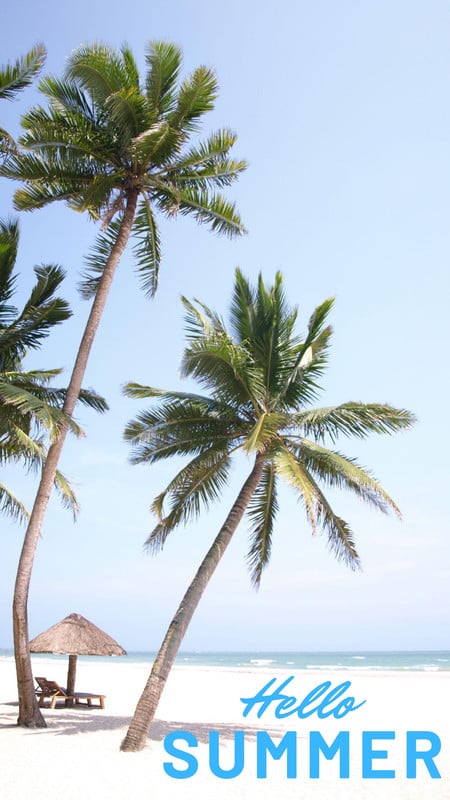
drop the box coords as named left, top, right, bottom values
left=0, top=217, right=107, bottom=519
left=0, top=217, right=107, bottom=726
left=120, top=269, right=415, bottom=751
left=0, top=40, right=246, bottom=726
left=0, top=44, right=46, bottom=158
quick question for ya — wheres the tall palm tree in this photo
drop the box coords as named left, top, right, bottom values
left=0, top=40, right=246, bottom=726
left=120, top=269, right=415, bottom=751
left=0, top=44, right=46, bottom=158
left=0, top=217, right=107, bottom=520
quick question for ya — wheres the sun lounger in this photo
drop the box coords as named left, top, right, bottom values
left=34, top=676, right=105, bottom=709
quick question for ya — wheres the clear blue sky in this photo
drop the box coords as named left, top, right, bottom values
left=1, top=0, right=449, bottom=652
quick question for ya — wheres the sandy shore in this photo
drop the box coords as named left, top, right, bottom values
left=0, top=656, right=449, bottom=799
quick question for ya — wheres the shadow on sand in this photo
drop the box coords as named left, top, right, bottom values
left=0, top=702, right=282, bottom=742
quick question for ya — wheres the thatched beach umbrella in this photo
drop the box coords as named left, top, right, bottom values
left=30, top=612, right=126, bottom=695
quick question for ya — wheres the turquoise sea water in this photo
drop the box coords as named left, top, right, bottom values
left=2, top=649, right=449, bottom=672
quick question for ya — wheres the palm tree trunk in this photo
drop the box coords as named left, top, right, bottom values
left=120, top=452, right=265, bottom=752
left=13, top=188, right=139, bottom=727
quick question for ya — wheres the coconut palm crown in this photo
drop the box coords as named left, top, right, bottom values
left=2, top=41, right=246, bottom=298
left=125, top=269, right=414, bottom=584
left=0, top=218, right=107, bottom=521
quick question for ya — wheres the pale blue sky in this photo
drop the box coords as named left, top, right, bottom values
left=1, top=0, right=449, bottom=652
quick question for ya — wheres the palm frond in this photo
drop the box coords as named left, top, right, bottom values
left=181, top=335, right=257, bottom=408
left=10, top=179, right=73, bottom=211
left=0, top=378, right=80, bottom=439
left=169, top=66, right=217, bottom=132
left=131, top=197, right=160, bottom=298
left=53, top=469, right=79, bottom=518
left=0, top=218, right=19, bottom=321
left=19, top=100, right=120, bottom=168
left=66, top=43, right=139, bottom=105
left=124, top=395, right=243, bottom=463
left=23, top=263, right=66, bottom=309
left=246, top=463, right=278, bottom=587
left=131, top=122, right=180, bottom=167
left=306, top=473, right=361, bottom=570
left=0, top=44, right=46, bottom=100
left=181, top=296, right=227, bottom=340
left=275, top=443, right=361, bottom=569
left=38, top=76, right=96, bottom=120
left=273, top=444, right=318, bottom=531
left=164, top=129, right=247, bottom=189
left=0, top=482, right=29, bottom=524
left=124, top=381, right=227, bottom=408
left=104, top=87, right=148, bottom=143
left=159, top=186, right=246, bottom=238
left=71, top=175, right=124, bottom=219
left=243, top=413, right=285, bottom=454
left=0, top=264, right=71, bottom=358
left=276, top=298, right=334, bottom=407
left=229, top=268, right=257, bottom=342
left=4, top=149, right=99, bottom=211
left=0, top=425, right=46, bottom=467
left=290, top=438, right=401, bottom=516
left=166, top=128, right=239, bottom=172
left=146, top=448, right=232, bottom=552
left=0, top=127, right=17, bottom=160
left=145, top=41, right=182, bottom=115
left=120, top=44, right=140, bottom=89
left=76, top=387, right=109, bottom=413
left=293, top=403, right=416, bottom=444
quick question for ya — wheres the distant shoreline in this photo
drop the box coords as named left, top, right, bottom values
left=2, top=649, right=450, bottom=672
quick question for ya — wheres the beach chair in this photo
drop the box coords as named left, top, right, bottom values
left=34, top=676, right=105, bottom=709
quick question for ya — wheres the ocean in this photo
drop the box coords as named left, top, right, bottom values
left=2, top=649, right=449, bottom=672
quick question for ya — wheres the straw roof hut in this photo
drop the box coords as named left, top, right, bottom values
left=30, top=612, right=126, bottom=695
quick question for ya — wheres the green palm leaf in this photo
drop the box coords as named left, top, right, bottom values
left=124, top=395, right=243, bottom=463
left=0, top=482, right=29, bottom=523
left=54, top=469, right=79, bottom=518
left=0, top=219, right=19, bottom=321
left=66, top=44, right=138, bottom=104
left=246, top=463, right=278, bottom=586
left=308, top=477, right=361, bottom=569
left=145, top=41, right=182, bottom=114
left=272, top=444, right=318, bottom=530
left=147, top=448, right=232, bottom=552
left=164, top=186, right=246, bottom=237
left=293, top=402, right=416, bottom=443
left=169, top=66, right=218, bottom=131
left=131, top=122, right=179, bottom=167
left=0, top=44, right=46, bottom=100
left=291, top=438, right=401, bottom=516
left=132, top=197, right=161, bottom=298
left=0, top=378, right=74, bottom=438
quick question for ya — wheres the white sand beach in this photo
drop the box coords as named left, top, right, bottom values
left=0, top=656, right=449, bottom=800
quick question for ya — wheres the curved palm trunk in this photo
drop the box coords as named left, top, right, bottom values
left=120, top=453, right=265, bottom=752
left=13, top=189, right=139, bottom=727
